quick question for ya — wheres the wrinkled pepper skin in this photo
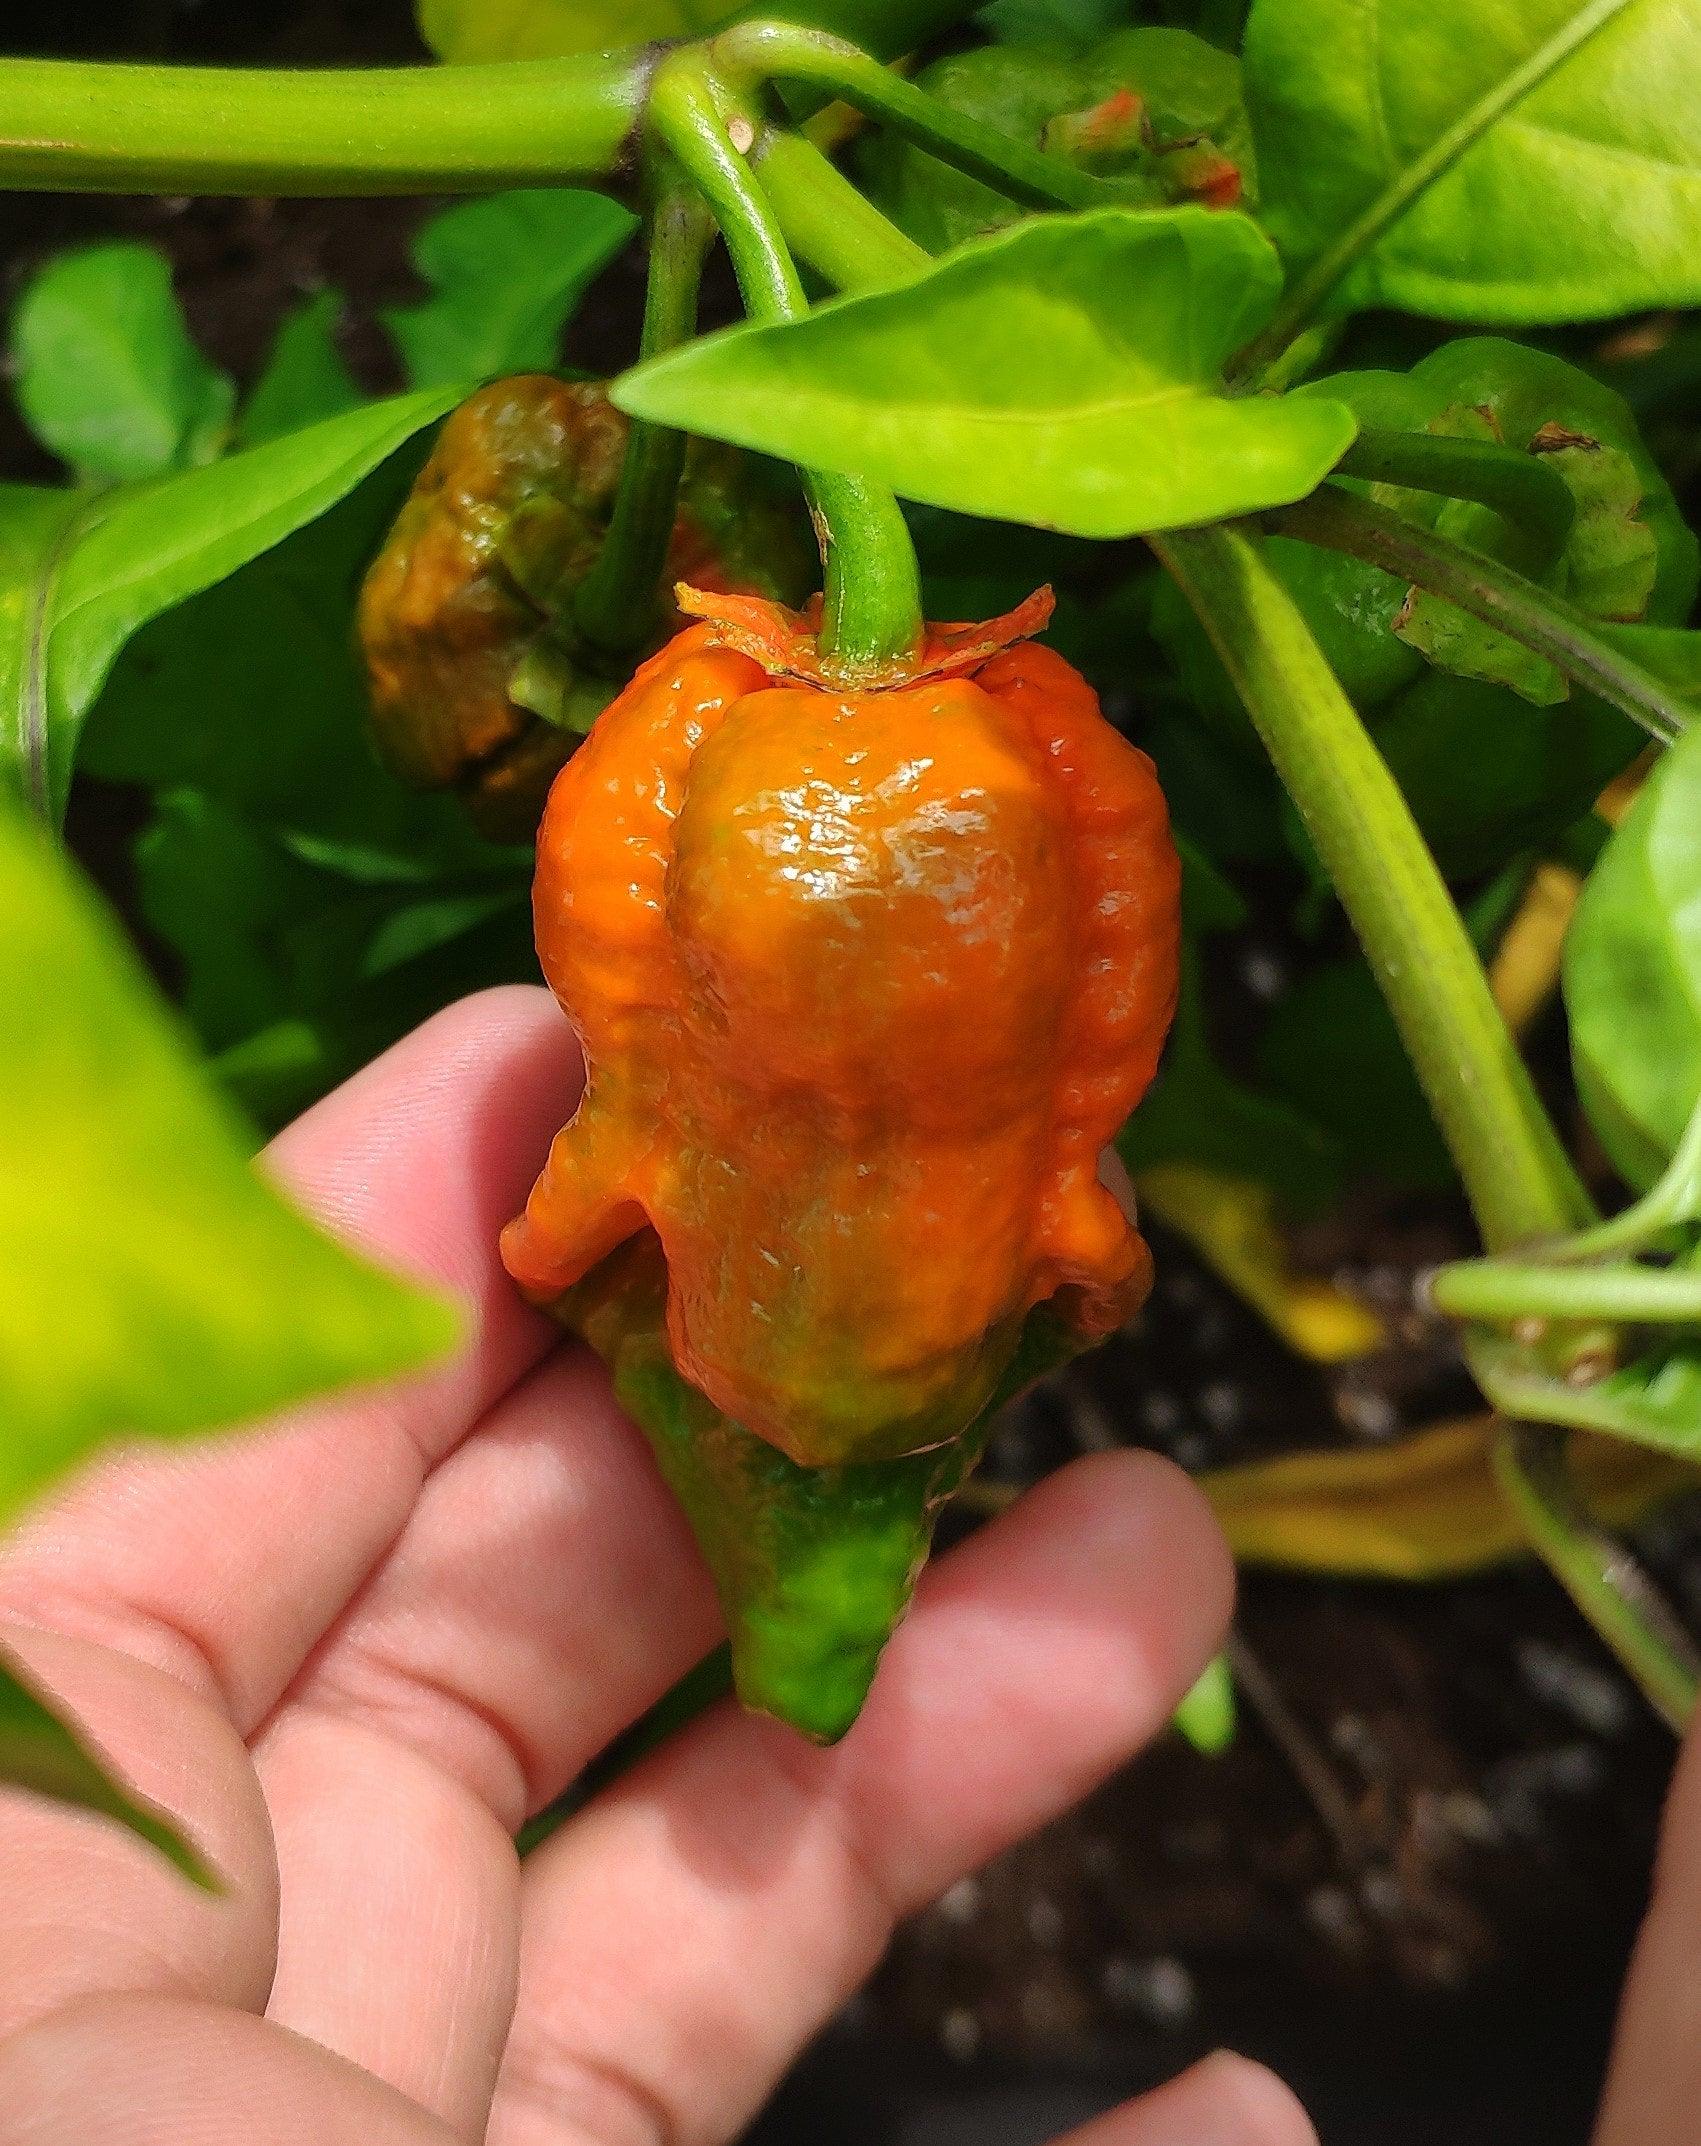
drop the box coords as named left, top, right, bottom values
left=358, top=376, right=810, bottom=839
left=504, top=592, right=1180, bottom=1732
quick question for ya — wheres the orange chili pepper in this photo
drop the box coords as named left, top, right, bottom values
left=504, top=586, right=1181, bottom=1470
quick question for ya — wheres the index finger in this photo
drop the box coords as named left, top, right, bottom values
left=0, top=986, right=579, bottom=1734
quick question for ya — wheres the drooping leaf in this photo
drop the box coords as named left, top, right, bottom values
left=613, top=208, right=1357, bottom=537
left=1244, top=0, right=1701, bottom=324
left=0, top=386, right=458, bottom=819
left=0, top=1650, right=211, bottom=1886
left=381, top=190, right=637, bottom=389
left=0, top=796, right=459, bottom=1529
left=1565, top=722, right=1701, bottom=1191
left=9, top=243, right=235, bottom=484
left=1203, top=1415, right=1696, bottom=1577
left=238, top=290, right=364, bottom=448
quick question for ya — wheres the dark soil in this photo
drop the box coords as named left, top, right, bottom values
left=15, top=5, right=1690, bottom=2141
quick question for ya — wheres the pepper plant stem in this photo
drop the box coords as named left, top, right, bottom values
left=1431, top=1260, right=1701, bottom=1325
left=754, top=130, right=931, bottom=292
left=715, top=19, right=1115, bottom=213
left=646, top=55, right=922, bottom=671
left=1493, top=1424, right=1700, bottom=1731
left=1336, top=429, right=1577, bottom=570
left=573, top=180, right=711, bottom=660
left=1273, top=486, right=1691, bottom=746
left=0, top=53, right=650, bottom=193
left=1150, top=523, right=1588, bottom=1255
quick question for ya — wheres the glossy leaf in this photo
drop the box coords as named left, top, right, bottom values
left=614, top=209, right=1357, bottom=538
left=1245, top=0, right=1701, bottom=323
left=0, top=796, right=458, bottom=1528
left=1204, top=1415, right=1695, bottom=1577
left=381, top=190, right=637, bottom=389
left=9, top=243, right=234, bottom=484
left=0, top=1650, right=210, bottom=1886
left=0, top=386, right=458, bottom=819
left=1565, top=723, right=1701, bottom=1190
left=1171, top=1653, right=1236, bottom=1754
left=238, top=290, right=363, bottom=448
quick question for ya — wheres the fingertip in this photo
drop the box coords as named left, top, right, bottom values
left=1062, top=2052, right=1317, bottom=2146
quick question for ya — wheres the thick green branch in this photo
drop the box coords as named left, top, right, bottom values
left=754, top=130, right=930, bottom=293
left=0, top=53, right=650, bottom=193
left=1273, top=486, right=1690, bottom=745
left=1151, top=523, right=1589, bottom=1255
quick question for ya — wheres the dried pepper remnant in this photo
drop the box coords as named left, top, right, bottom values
left=501, top=589, right=1180, bottom=1734
left=357, top=376, right=809, bottom=839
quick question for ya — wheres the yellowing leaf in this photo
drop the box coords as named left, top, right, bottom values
left=1203, top=1417, right=1694, bottom=1581
left=1137, top=1162, right=1386, bottom=1363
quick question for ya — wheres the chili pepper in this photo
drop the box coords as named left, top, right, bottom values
left=861, top=27, right=1253, bottom=253
left=1154, top=339, right=1700, bottom=878
left=357, top=375, right=811, bottom=840
left=504, top=588, right=1181, bottom=1735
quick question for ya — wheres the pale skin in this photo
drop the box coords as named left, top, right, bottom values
left=0, top=985, right=1679, bottom=2144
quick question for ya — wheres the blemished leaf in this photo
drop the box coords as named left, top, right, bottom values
left=1203, top=1415, right=1696, bottom=1578
left=381, top=190, right=637, bottom=389
left=238, top=290, right=364, bottom=448
left=9, top=243, right=235, bottom=484
left=1565, top=723, right=1701, bottom=1191
left=0, top=796, right=459, bottom=1529
left=0, top=385, right=458, bottom=819
left=613, top=208, right=1357, bottom=538
left=0, top=1650, right=212, bottom=1887
left=1244, top=0, right=1701, bottom=323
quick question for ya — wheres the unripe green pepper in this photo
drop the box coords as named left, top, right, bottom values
left=1154, top=339, right=1700, bottom=879
left=861, top=28, right=1253, bottom=254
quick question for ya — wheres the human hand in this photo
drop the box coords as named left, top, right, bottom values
left=0, top=988, right=1313, bottom=2146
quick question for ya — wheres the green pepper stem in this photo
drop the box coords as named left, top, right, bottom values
left=1272, top=486, right=1690, bottom=746
left=0, top=52, right=650, bottom=193
left=1336, top=428, right=1577, bottom=572
left=1150, top=523, right=1589, bottom=1255
left=1431, top=1259, right=1701, bottom=1325
left=646, top=54, right=922, bottom=672
left=573, top=178, right=711, bottom=660
left=754, top=129, right=931, bottom=292
left=1493, top=1423, right=1699, bottom=1732
left=714, top=19, right=1116, bottom=214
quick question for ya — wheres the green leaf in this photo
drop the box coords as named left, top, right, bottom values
left=0, top=385, right=458, bottom=819
left=1565, top=723, right=1701, bottom=1191
left=419, top=0, right=730, bottom=56
left=614, top=208, right=1357, bottom=537
left=1244, top=0, right=1701, bottom=324
left=0, top=1649, right=212, bottom=1886
left=238, top=291, right=364, bottom=448
left=9, top=243, right=236, bottom=485
left=0, top=795, right=459, bottom=1529
left=381, top=190, right=637, bottom=389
